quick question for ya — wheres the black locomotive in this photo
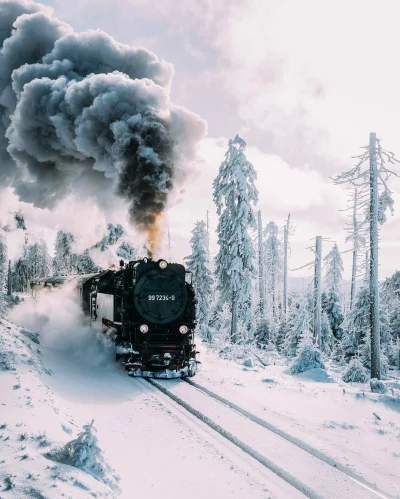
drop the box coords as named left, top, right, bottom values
left=30, top=258, right=198, bottom=378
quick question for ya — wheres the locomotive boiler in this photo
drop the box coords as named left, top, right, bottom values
left=30, top=258, right=198, bottom=378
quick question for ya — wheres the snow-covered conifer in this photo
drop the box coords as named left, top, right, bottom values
left=323, top=244, right=344, bottom=339
left=290, top=328, right=325, bottom=374
left=321, top=310, right=334, bottom=355
left=116, top=241, right=138, bottom=261
left=213, top=135, right=258, bottom=342
left=94, top=224, right=124, bottom=251
left=283, top=292, right=313, bottom=357
left=53, top=230, right=77, bottom=275
left=341, top=287, right=370, bottom=360
left=184, top=220, right=213, bottom=340
left=342, top=357, right=369, bottom=383
left=264, top=221, right=283, bottom=327
left=52, top=420, right=120, bottom=493
left=77, top=250, right=99, bottom=274
left=14, top=211, right=26, bottom=231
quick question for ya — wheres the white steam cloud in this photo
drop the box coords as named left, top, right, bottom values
left=9, top=283, right=115, bottom=367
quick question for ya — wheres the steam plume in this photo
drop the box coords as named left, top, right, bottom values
left=0, top=0, right=206, bottom=252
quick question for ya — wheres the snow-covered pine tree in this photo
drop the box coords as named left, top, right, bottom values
left=323, top=243, right=344, bottom=339
left=184, top=220, right=214, bottom=340
left=77, top=249, right=99, bottom=274
left=290, top=327, right=325, bottom=374
left=341, top=287, right=369, bottom=360
left=53, top=420, right=120, bottom=493
left=116, top=241, right=138, bottom=262
left=213, top=135, right=258, bottom=342
left=14, top=211, right=26, bottom=231
left=321, top=309, right=334, bottom=355
left=53, top=230, right=77, bottom=275
left=283, top=292, right=313, bottom=357
left=94, top=224, right=124, bottom=251
left=264, top=221, right=283, bottom=330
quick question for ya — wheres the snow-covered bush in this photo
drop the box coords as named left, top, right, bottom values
left=48, top=420, right=120, bottom=493
left=342, top=358, right=369, bottom=383
left=370, top=378, right=387, bottom=394
left=290, top=331, right=325, bottom=374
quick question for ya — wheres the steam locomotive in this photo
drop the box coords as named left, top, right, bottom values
left=30, top=258, right=198, bottom=378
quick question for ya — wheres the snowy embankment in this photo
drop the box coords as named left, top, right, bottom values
left=0, top=316, right=118, bottom=498
left=195, top=342, right=400, bottom=498
left=0, top=292, right=301, bottom=498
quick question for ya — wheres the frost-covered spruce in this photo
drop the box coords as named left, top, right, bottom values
left=342, top=357, right=369, bottom=383
left=51, top=420, right=120, bottom=493
left=116, top=241, right=138, bottom=262
left=323, top=244, right=344, bottom=339
left=283, top=292, right=313, bottom=357
left=264, top=221, right=283, bottom=326
left=213, top=135, right=258, bottom=342
left=184, top=220, right=213, bottom=341
left=290, top=329, right=325, bottom=374
left=321, top=309, right=334, bottom=355
left=53, top=230, right=77, bottom=275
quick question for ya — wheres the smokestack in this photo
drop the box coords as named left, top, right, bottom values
left=0, top=0, right=206, bottom=252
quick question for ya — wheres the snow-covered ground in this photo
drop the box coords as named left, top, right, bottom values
left=1, top=303, right=399, bottom=498
left=196, top=344, right=400, bottom=498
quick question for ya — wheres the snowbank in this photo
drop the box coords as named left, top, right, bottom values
left=0, top=317, right=118, bottom=498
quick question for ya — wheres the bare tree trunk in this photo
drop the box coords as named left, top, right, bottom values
left=369, top=132, right=381, bottom=380
left=7, top=260, right=12, bottom=296
left=350, top=190, right=358, bottom=309
left=364, top=250, right=369, bottom=284
left=314, top=236, right=322, bottom=348
left=283, top=214, right=290, bottom=319
left=206, top=210, right=210, bottom=262
left=257, top=211, right=266, bottom=319
left=231, top=292, right=238, bottom=343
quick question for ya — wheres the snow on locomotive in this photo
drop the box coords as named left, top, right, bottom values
left=30, top=258, right=198, bottom=378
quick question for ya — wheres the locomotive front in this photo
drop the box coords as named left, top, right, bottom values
left=121, top=258, right=197, bottom=378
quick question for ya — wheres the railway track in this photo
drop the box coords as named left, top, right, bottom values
left=142, top=377, right=391, bottom=499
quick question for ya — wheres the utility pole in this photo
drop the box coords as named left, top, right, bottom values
left=283, top=213, right=290, bottom=319
left=369, top=132, right=381, bottom=379
left=167, top=226, right=171, bottom=262
left=314, top=235, right=322, bottom=348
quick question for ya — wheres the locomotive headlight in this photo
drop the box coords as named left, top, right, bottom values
left=140, top=324, right=149, bottom=333
left=179, top=325, right=188, bottom=334
left=159, top=260, right=168, bottom=269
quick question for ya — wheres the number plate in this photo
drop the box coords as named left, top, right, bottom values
left=148, top=294, right=176, bottom=301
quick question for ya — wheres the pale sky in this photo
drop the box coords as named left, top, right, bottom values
left=2, top=0, right=400, bottom=280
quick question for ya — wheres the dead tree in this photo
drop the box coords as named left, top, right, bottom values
left=334, top=132, right=399, bottom=380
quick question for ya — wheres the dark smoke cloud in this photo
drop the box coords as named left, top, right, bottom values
left=0, top=0, right=206, bottom=241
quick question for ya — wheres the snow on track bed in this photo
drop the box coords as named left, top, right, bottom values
left=184, top=378, right=392, bottom=498
left=147, top=378, right=389, bottom=499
